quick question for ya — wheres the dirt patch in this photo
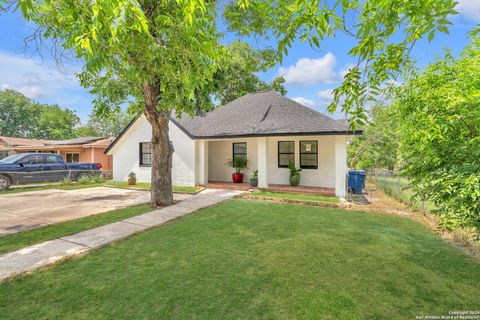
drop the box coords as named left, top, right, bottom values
left=348, top=183, right=437, bottom=227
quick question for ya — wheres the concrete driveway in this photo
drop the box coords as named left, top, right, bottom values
left=0, top=187, right=190, bottom=237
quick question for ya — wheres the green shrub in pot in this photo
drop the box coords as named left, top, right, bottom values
left=288, top=160, right=302, bottom=186
left=250, top=169, right=258, bottom=187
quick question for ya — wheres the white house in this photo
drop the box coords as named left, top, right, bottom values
left=105, top=92, right=361, bottom=197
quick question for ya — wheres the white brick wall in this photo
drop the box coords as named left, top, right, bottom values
left=109, top=115, right=196, bottom=186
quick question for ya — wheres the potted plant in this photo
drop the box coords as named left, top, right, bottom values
left=249, top=169, right=258, bottom=187
left=288, top=160, right=302, bottom=186
left=128, top=171, right=137, bottom=185
left=225, top=158, right=248, bottom=183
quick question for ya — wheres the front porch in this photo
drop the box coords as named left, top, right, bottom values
left=206, top=181, right=335, bottom=196
left=196, top=135, right=347, bottom=197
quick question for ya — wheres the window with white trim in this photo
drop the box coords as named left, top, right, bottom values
left=66, top=153, right=80, bottom=163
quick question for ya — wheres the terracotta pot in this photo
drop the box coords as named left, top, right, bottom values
left=232, top=173, right=244, bottom=183
left=289, top=174, right=300, bottom=186
left=128, top=178, right=137, bottom=186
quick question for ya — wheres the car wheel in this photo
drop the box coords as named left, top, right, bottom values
left=77, top=173, right=90, bottom=180
left=0, top=175, right=11, bottom=191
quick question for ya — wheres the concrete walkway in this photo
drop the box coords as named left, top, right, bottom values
left=0, top=189, right=242, bottom=281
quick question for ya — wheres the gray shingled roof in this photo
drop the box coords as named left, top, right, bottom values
left=46, top=137, right=104, bottom=146
left=105, top=92, right=361, bottom=154
left=172, top=91, right=355, bottom=138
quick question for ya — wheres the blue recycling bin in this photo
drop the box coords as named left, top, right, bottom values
left=348, top=170, right=366, bottom=194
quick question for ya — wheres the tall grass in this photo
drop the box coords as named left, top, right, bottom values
left=367, top=170, right=434, bottom=212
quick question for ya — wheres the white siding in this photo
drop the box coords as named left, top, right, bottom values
left=109, top=115, right=196, bottom=186
left=334, top=135, right=348, bottom=197
left=208, top=138, right=258, bottom=182
left=266, top=136, right=337, bottom=188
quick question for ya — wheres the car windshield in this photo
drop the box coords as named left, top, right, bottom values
left=0, top=154, right=26, bottom=164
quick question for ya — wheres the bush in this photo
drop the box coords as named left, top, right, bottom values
left=77, top=175, right=92, bottom=185
left=61, top=177, right=73, bottom=186
left=90, top=174, right=106, bottom=184
left=394, top=40, right=480, bottom=237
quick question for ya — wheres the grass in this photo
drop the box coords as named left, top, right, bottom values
left=251, top=190, right=339, bottom=203
left=0, top=183, right=104, bottom=195
left=1, top=199, right=479, bottom=319
left=0, top=182, right=202, bottom=195
left=104, top=181, right=203, bottom=193
left=0, top=204, right=152, bottom=254
left=103, top=181, right=151, bottom=190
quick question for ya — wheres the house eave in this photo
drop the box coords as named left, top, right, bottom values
left=169, top=117, right=362, bottom=140
left=189, top=131, right=363, bottom=140
left=105, top=115, right=363, bottom=154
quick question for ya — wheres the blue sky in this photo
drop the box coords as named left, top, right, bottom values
left=0, top=1, right=479, bottom=123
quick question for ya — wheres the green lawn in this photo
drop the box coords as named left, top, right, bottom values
left=0, top=183, right=105, bottom=195
left=251, top=190, right=339, bottom=203
left=0, top=182, right=202, bottom=195
left=104, top=181, right=203, bottom=193
left=0, top=204, right=151, bottom=254
left=1, top=199, right=479, bottom=319
left=103, top=181, right=151, bottom=190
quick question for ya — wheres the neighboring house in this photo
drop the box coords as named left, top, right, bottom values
left=0, top=136, right=113, bottom=173
left=106, top=92, right=362, bottom=197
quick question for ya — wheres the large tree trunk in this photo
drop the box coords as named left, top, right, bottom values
left=142, top=82, right=174, bottom=207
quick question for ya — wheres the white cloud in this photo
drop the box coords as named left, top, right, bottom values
left=456, top=0, right=480, bottom=22
left=0, top=52, right=81, bottom=99
left=278, top=52, right=338, bottom=85
left=292, top=97, right=316, bottom=107
left=318, top=89, right=334, bottom=102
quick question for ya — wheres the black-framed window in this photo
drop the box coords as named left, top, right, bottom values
left=139, top=142, right=152, bottom=166
left=66, top=153, right=80, bottom=163
left=232, top=142, right=247, bottom=162
left=278, top=141, right=295, bottom=168
left=300, top=140, right=318, bottom=169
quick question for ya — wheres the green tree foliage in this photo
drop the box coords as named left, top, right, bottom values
left=0, top=89, right=79, bottom=140
left=225, top=0, right=458, bottom=127
left=348, top=105, right=399, bottom=170
left=213, top=41, right=286, bottom=105
left=4, top=0, right=457, bottom=206
left=394, top=40, right=480, bottom=234
left=0, top=89, right=33, bottom=138
left=76, top=109, right=132, bottom=137
left=33, top=104, right=80, bottom=140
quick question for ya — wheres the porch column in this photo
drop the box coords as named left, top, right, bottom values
left=257, top=137, right=268, bottom=188
left=334, top=135, right=347, bottom=198
left=198, top=140, right=208, bottom=185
